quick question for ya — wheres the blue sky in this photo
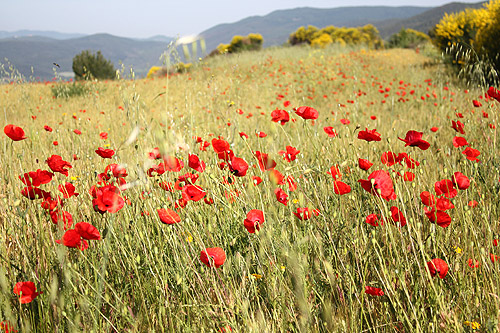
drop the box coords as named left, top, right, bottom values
left=0, top=0, right=484, bottom=38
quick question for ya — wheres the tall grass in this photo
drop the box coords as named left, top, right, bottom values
left=0, top=44, right=499, bottom=332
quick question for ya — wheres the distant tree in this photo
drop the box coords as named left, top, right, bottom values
left=72, top=50, right=116, bottom=80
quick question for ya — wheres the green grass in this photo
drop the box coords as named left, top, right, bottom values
left=0, top=44, right=499, bottom=332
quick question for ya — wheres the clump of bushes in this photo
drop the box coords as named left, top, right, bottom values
left=289, top=24, right=383, bottom=49
left=72, top=50, right=116, bottom=81
left=51, top=82, right=90, bottom=99
left=430, top=0, right=500, bottom=85
left=387, top=28, right=430, bottom=49
left=212, top=33, right=264, bottom=55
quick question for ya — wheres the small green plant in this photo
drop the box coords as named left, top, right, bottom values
left=72, top=50, right=116, bottom=81
left=50, top=82, right=90, bottom=98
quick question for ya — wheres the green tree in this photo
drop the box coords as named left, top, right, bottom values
left=72, top=50, right=116, bottom=80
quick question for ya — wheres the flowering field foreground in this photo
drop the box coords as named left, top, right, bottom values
left=1, top=46, right=499, bottom=332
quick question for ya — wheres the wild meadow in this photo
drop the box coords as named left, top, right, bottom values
left=1, top=44, right=500, bottom=332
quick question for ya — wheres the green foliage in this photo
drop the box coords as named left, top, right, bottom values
left=289, top=24, right=383, bottom=49
left=50, top=82, right=90, bottom=98
left=431, top=0, right=500, bottom=85
left=388, top=28, right=431, bottom=49
left=72, top=50, right=116, bottom=81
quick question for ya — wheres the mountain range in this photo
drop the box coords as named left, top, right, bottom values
left=0, top=2, right=485, bottom=81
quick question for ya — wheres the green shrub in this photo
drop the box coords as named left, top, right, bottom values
left=50, top=82, right=90, bottom=98
left=387, top=28, right=431, bottom=49
left=72, top=50, right=116, bottom=81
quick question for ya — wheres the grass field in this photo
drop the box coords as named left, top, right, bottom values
left=1, top=44, right=499, bottom=332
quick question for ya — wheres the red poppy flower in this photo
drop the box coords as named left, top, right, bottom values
left=50, top=210, right=74, bottom=228
left=472, top=100, right=482, bottom=107
left=293, top=207, right=320, bottom=220
left=430, top=127, right=439, bottom=132
left=46, top=155, right=72, bottom=176
left=358, top=158, right=373, bottom=171
left=148, top=147, right=162, bottom=160
left=44, top=125, right=53, bottom=132
left=381, top=151, right=399, bottom=167
left=287, top=175, right=297, bottom=192
left=13, top=281, right=41, bottom=304
left=95, top=147, right=115, bottom=159
left=0, top=320, right=17, bottom=333
left=244, top=209, right=265, bottom=233
left=327, top=165, right=342, bottom=180
left=188, top=154, right=206, bottom=172
left=274, top=188, right=288, bottom=206
left=365, top=286, right=384, bottom=296
left=21, top=186, right=50, bottom=200
left=399, top=153, right=420, bottom=169
left=365, top=213, right=382, bottom=227
left=451, top=120, right=465, bottom=134
left=452, top=172, right=470, bottom=190
left=182, top=184, right=206, bottom=202
left=403, top=171, right=415, bottom=182
left=278, top=146, right=300, bottom=162
left=271, top=109, right=290, bottom=125
left=229, top=156, right=249, bottom=177
left=390, top=206, right=406, bottom=227
left=99, top=132, right=108, bottom=140
left=294, top=106, right=318, bottom=120
left=468, top=200, right=478, bottom=207
left=269, top=168, right=285, bottom=185
left=452, top=136, right=469, bottom=147
left=340, top=118, right=350, bottom=125
left=487, top=86, right=500, bottom=102
left=158, top=208, right=181, bottom=224
left=4, top=124, right=27, bottom=141
left=491, top=253, right=499, bottom=263
left=420, top=191, right=437, bottom=207
left=436, top=197, right=455, bottom=211
left=75, top=222, right=101, bottom=240
left=252, top=176, right=263, bottom=186
left=92, top=185, right=124, bottom=213
left=358, top=128, right=381, bottom=142
left=462, top=147, right=480, bottom=162
left=73, top=129, right=82, bottom=135
left=434, top=179, right=457, bottom=198
left=163, top=156, right=184, bottom=172
left=468, top=258, right=480, bottom=268
left=56, top=229, right=87, bottom=250
left=398, top=130, right=430, bottom=150
left=323, top=126, right=337, bottom=137
left=359, top=170, right=397, bottom=201
left=427, top=258, right=448, bottom=279
left=212, top=138, right=233, bottom=161
left=424, top=207, right=452, bottom=228
left=333, top=180, right=351, bottom=195
left=200, top=247, right=226, bottom=268
left=58, top=183, right=79, bottom=198
left=19, top=169, right=53, bottom=187
left=255, top=151, right=276, bottom=170
left=256, top=131, right=267, bottom=138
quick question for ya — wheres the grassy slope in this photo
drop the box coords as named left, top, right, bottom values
left=0, top=45, right=499, bottom=332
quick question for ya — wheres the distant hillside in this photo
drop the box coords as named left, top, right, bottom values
left=375, top=1, right=487, bottom=38
left=199, top=6, right=431, bottom=52
left=0, top=34, right=174, bottom=81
